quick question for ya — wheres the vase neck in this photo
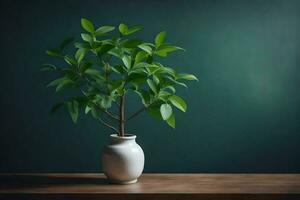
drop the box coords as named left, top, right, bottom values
left=110, top=134, right=136, bottom=144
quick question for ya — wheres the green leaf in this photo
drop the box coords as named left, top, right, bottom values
left=60, top=37, right=74, bottom=50
left=67, top=100, right=79, bottom=123
left=122, top=55, right=132, bottom=69
left=147, top=105, right=163, bottom=120
left=81, top=33, right=93, bottom=43
left=160, top=103, right=173, bottom=120
left=155, top=44, right=185, bottom=57
left=81, top=18, right=94, bottom=33
left=138, top=43, right=152, bottom=55
left=126, top=25, right=143, bottom=35
left=155, top=31, right=166, bottom=46
left=122, top=39, right=143, bottom=48
left=95, top=26, right=115, bottom=36
left=127, top=73, right=148, bottom=87
left=55, top=79, right=74, bottom=92
left=47, top=77, right=72, bottom=87
left=153, top=75, right=160, bottom=85
left=147, top=79, right=157, bottom=94
left=50, top=102, right=64, bottom=114
left=91, top=105, right=101, bottom=119
left=169, top=95, right=187, bottom=112
left=119, top=23, right=143, bottom=35
left=85, top=68, right=103, bottom=78
left=129, top=67, right=148, bottom=75
left=97, top=44, right=114, bottom=55
left=74, top=42, right=90, bottom=49
left=46, top=49, right=60, bottom=57
left=176, top=73, right=198, bottom=81
left=118, top=23, right=128, bottom=35
left=41, top=64, right=57, bottom=71
left=101, top=96, right=112, bottom=109
left=166, top=112, right=175, bottom=128
left=64, top=55, right=77, bottom=66
left=164, top=85, right=176, bottom=93
left=111, top=64, right=125, bottom=74
left=108, top=48, right=124, bottom=58
left=135, top=90, right=151, bottom=106
left=85, top=105, right=91, bottom=114
left=75, top=48, right=87, bottom=63
left=135, top=51, right=148, bottom=64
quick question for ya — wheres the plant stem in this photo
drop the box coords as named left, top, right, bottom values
left=119, top=95, right=125, bottom=137
left=80, top=89, right=119, bottom=121
left=126, top=101, right=156, bottom=121
left=98, top=118, right=120, bottom=134
left=126, top=106, right=146, bottom=121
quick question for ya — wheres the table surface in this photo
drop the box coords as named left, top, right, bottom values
left=0, top=173, right=300, bottom=194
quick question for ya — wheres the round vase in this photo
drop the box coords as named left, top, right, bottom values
left=102, top=134, right=144, bottom=184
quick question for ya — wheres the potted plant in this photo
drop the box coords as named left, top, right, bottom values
left=42, top=18, right=198, bottom=184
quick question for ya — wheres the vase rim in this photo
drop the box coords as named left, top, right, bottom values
left=110, top=134, right=136, bottom=140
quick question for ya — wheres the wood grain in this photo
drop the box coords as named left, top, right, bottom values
left=0, top=173, right=299, bottom=200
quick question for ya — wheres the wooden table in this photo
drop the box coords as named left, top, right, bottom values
left=0, top=173, right=300, bottom=200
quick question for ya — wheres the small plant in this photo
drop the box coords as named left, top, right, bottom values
left=42, top=18, right=198, bottom=137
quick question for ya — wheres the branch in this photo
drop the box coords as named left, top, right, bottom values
left=126, top=106, right=147, bottom=121
left=105, top=110, right=120, bottom=121
left=98, top=118, right=120, bottom=134
left=80, top=89, right=119, bottom=121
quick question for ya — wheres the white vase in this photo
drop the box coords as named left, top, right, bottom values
left=102, top=134, right=144, bottom=184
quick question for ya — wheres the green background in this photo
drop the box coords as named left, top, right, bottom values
left=1, top=0, right=300, bottom=172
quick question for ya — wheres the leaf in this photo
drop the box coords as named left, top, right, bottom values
left=47, top=77, right=72, bottom=87
left=74, top=42, right=90, bottom=49
left=160, top=103, right=172, bottom=120
left=138, top=43, right=152, bottom=55
left=153, top=75, right=160, bottom=84
left=147, top=105, right=162, bottom=120
left=64, top=55, right=77, bottom=66
left=119, top=23, right=128, bottom=35
left=155, top=44, right=185, bottom=57
left=67, top=100, right=79, bottom=123
left=147, top=79, right=157, bottom=94
left=85, top=105, right=91, bottom=114
left=126, top=25, right=143, bottom=35
left=101, top=96, right=112, bottom=109
left=166, top=112, right=175, bottom=128
left=91, top=106, right=101, bottom=119
left=55, top=79, right=74, bottom=92
left=46, top=48, right=60, bottom=57
left=158, top=90, right=172, bottom=101
left=75, top=48, right=87, bottom=63
left=122, top=39, right=143, bottom=48
left=169, top=95, right=187, bottom=112
left=129, top=67, right=148, bottom=75
left=95, top=26, right=115, bottom=36
left=41, top=64, right=57, bottom=71
left=85, top=68, right=103, bottom=78
left=111, top=64, right=125, bottom=74
left=81, top=18, right=94, bottom=33
left=155, top=31, right=166, bottom=46
left=97, top=44, right=114, bottom=55
left=50, top=102, right=64, bottom=114
left=122, top=55, right=132, bottom=69
left=164, top=85, right=176, bottom=93
left=135, top=90, right=151, bottom=105
left=135, top=51, right=148, bottom=64
left=108, top=48, right=124, bottom=58
left=176, top=73, right=198, bottom=81
left=81, top=33, right=93, bottom=43
left=127, top=73, right=148, bottom=87
left=60, top=37, right=74, bottom=50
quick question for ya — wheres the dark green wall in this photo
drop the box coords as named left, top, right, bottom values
left=1, top=0, right=300, bottom=172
